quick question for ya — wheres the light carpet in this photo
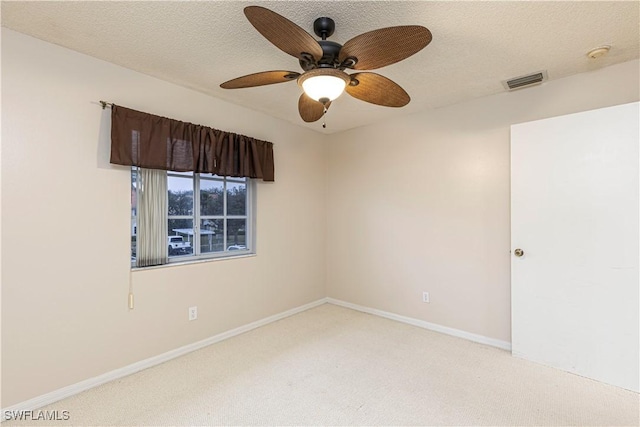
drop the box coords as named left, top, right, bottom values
left=5, top=303, right=639, bottom=426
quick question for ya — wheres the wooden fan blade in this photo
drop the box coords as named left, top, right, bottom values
left=220, top=71, right=300, bottom=89
left=244, top=6, right=323, bottom=61
left=339, top=26, right=432, bottom=70
left=298, top=93, right=330, bottom=122
left=346, top=73, right=410, bottom=107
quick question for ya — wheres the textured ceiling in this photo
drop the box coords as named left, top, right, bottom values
left=2, top=1, right=639, bottom=134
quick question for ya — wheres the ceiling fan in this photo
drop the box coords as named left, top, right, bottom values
left=220, top=6, right=432, bottom=126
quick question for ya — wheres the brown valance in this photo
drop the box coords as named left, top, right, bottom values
left=110, top=105, right=274, bottom=181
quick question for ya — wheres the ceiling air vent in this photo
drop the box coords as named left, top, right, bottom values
left=502, top=70, right=548, bottom=91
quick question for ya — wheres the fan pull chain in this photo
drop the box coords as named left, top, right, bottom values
left=322, top=106, right=328, bottom=129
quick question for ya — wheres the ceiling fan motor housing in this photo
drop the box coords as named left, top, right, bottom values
left=299, top=40, right=343, bottom=70
left=318, top=41, right=342, bottom=67
left=298, top=17, right=343, bottom=71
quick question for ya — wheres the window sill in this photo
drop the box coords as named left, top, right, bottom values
left=131, top=253, right=256, bottom=272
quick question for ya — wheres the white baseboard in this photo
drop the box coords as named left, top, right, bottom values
left=4, top=297, right=510, bottom=416
left=2, top=298, right=328, bottom=417
left=326, top=298, right=512, bottom=351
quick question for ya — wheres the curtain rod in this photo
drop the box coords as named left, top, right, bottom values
left=99, top=100, right=113, bottom=109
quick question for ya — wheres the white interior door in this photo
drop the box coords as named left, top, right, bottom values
left=511, top=102, right=639, bottom=392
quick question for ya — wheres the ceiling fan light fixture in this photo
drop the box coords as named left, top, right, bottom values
left=298, top=69, right=350, bottom=102
left=303, top=76, right=345, bottom=102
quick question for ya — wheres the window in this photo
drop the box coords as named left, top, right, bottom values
left=131, top=167, right=254, bottom=267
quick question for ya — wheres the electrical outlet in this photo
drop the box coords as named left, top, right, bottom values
left=422, top=292, right=430, bottom=303
left=188, top=306, right=198, bottom=321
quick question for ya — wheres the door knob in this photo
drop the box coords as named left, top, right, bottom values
left=514, top=248, right=524, bottom=257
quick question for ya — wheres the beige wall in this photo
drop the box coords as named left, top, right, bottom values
left=326, top=59, right=640, bottom=343
left=1, top=29, right=327, bottom=406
